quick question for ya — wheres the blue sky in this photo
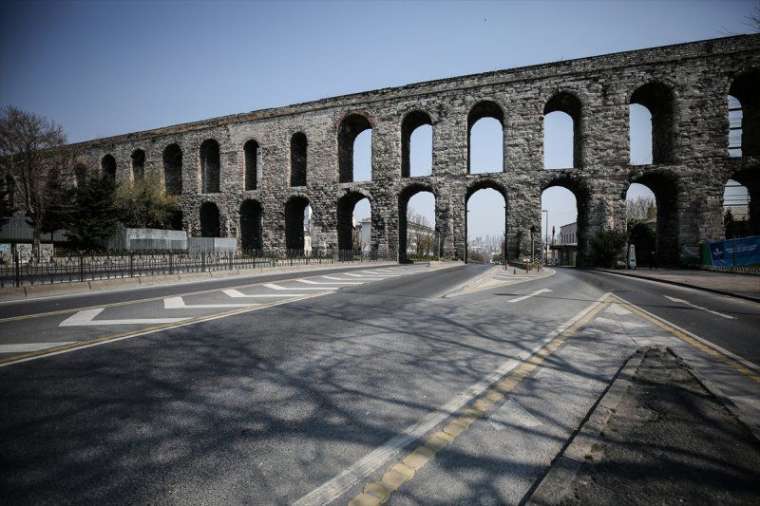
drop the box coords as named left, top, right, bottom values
left=1, top=0, right=756, bottom=241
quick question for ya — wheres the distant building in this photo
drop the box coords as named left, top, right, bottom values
left=407, top=221, right=436, bottom=257
left=559, top=222, right=577, bottom=245
left=550, top=222, right=577, bottom=266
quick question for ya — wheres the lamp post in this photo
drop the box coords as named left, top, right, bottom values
left=542, top=209, right=548, bottom=265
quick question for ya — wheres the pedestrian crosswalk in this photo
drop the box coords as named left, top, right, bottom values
left=55, top=265, right=427, bottom=328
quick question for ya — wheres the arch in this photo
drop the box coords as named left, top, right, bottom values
left=401, top=110, right=433, bottom=178
left=544, top=92, right=583, bottom=169
left=541, top=177, right=591, bottom=267
left=131, top=149, right=145, bottom=182
left=101, top=154, right=116, bottom=182
left=728, top=70, right=760, bottom=157
left=240, top=199, right=263, bottom=251
left=244, top=139, right=258, bottom=191
left=163, top=144, right=183, bottom=195
left=726, top=169, right=760, bottom=237
left=169, top=208, right=184, bottom=231
left=398, top=183, right=437, bottom=262
left=338, top=113, right=372, bottom=183
left=630, top=81, right=675, bottom=164
left=626, top=171, right=680, bottom=265
left=465, top=180, right=508, bottom=264
left=200, top=139, right=221, bottom=193
left=290, top=132, right=308, bottom=187
left=337, top=191, right=373, bottom=255
left=199, top=202, right=221, bottom=238
left=285, top=195, right=311, bottom=254
left=468, top=100, right=505, bottom=174
left=73, top=164, right=88, bottom=188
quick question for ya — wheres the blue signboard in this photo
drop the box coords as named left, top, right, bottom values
left=706, top=236, right=760, bottom=267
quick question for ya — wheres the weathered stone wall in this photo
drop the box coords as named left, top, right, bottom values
left=67, top=34, right=760, bottom=265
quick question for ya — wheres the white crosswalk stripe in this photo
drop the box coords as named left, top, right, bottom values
left=223, top=289, right=310, bottom=298
left=297, top=278, right=363, bottom=285
left=263, top=283, right=335, bottom=291
left=164, top=296, right=255, bottom=309
left=60, top=308, right=189, bottom=327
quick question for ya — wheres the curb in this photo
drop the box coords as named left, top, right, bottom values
left=595, top=269, right=760, bottom=303
left=525, top=348, right=647, bottom=505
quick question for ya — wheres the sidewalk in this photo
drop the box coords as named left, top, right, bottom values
left=527, top=347, right=760, bottom=505
left=598, top=268, right=760, bottom=302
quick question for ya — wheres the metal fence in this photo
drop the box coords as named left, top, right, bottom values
left=0, top=248, right=387, bottom=288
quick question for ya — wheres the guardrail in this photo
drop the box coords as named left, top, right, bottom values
left=0, top=249, right=389, bottom=288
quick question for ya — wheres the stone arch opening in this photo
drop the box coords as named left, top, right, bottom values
left=630, top=82, right=675, bottom=165
left=468, top=101, right=504, bottom=174
left=338, top=113, right=372, bottom=183
left=169, top=208, right=183, bottom=231
left=625, top=183, right=657, bottom=267
left=244, top=139, right=258, bottom=191
left=725, top=170, right=759, bottom=237
left=74, top=164, right=88, bottom=187
left=131, top=149, right=145, bottom=182
left=626, top=172, right=679, bottom=266
left=399, top=184, right=437, bottom=263
left=465, top=180, right=507, bottom=264
left=200, top=139, right=221, bottom=193
left=290, top=132, right=308, bottom=187
left=401, top=110, right=433, bottom=178
left=200, top=202, right=221, bottom=238
left=541, top=183, right=584, bottom=266
left=163, top=144, right=183, bottom=195
left=728, top=71, right=760, bottom=157
left=544, top=92, right=583, bottom=169
left=240, top=199, right=263, bottom=252
left=285, top=195, right=311, bottom=254
left=101, top=154, right=116, bottom=182
left=337, top=192, right=372, bottom=257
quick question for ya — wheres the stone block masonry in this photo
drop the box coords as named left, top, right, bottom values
left=62, top=34, right=760, bottom=265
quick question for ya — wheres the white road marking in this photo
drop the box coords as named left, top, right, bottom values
left=342, top=273, right=388, bottom=278
left=508, top=288, right=552, bottom=303
left=297, top=278, right=363, bottom=286
left=263, top=283, right=335, bottom=291
left=293, top=293, right=612, bottom=506
left=664, top=295, right=736, bottom=320
left=322, top=275, right=360, bottom=281
left=59, top=308, right=189, bottom=327
left=0, top=342, right=76, bottom=353
left=163, top=296, right=254, bottom=309
left=222, top=288, right=310, bottom=298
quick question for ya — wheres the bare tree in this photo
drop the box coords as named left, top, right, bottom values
left=749, top=1, right=760, bottom=32
left=626, top=196, right=656, bottom=223
left=407, top=206, right=436, bottom=258
left=0, top=106, right=72, bottom=260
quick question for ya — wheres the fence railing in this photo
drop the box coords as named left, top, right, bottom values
left=0, top=248, right=388, bottom=288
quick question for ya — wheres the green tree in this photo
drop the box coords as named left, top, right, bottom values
left=590, top=229, right=628, bottom=268
left=38, top=165, right=71, bottom=241
left=114, top=174, right=180, bottom=229
left=64, top=176, right=119, bottom=252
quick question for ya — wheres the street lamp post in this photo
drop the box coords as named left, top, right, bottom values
left=542, top=209, right=548, bottom=265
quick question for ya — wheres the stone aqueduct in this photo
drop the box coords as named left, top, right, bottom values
left=68, top=34, right=759, bottom=265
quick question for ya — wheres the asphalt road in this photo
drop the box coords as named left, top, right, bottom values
left=0, top=265, right=757, bottom=505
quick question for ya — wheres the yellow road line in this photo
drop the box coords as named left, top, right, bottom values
left=347, top=295, right=612, bottom=506
left=609, top=294, right=760, bottom=384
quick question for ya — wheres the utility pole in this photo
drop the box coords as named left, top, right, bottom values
left=542, top=209, right=548, bottom=265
